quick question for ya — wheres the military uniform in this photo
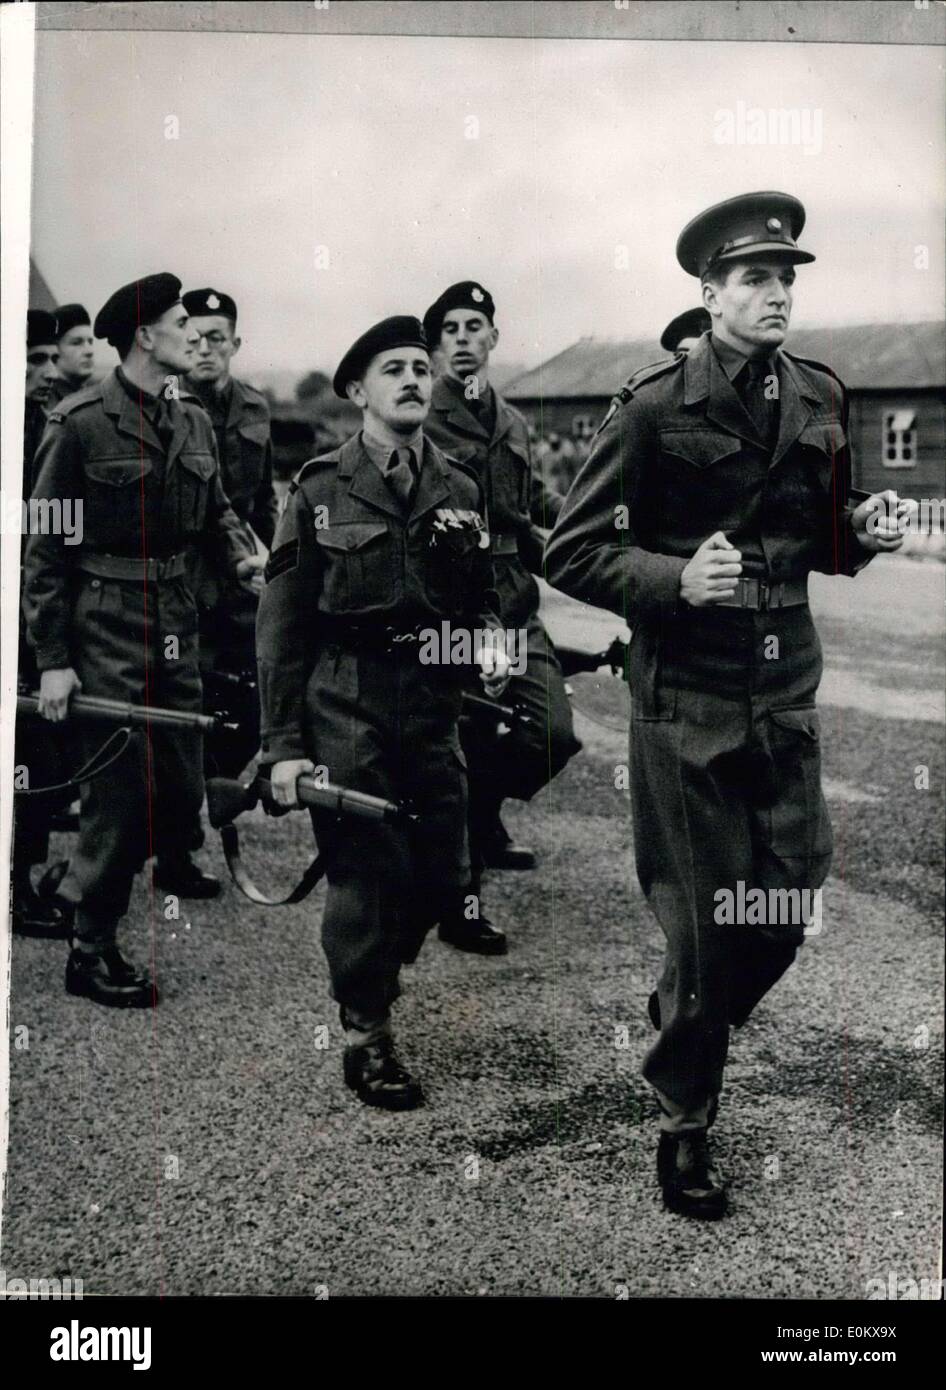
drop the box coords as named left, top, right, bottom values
left=23, top=367, right=249, bottom=942
left=257, top=429, right=501, bottom=1017
left=424, top=374, right=581, bottom=824
left=545, top=324, right=869, bottom=1133
left=187, top=374, right=277, bottom=775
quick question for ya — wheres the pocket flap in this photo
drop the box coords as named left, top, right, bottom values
left=770, top=707, right=821, bottom=741
left=316, top=522, right=389, bottom=553
left=659, top=430, right=742, bottom=468
left=179, top=452, right=216, bottom=480
left=85, top=456, right=152, bottom=486
left=238, top=421, right=270, bottom=446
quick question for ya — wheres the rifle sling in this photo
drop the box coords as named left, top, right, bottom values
left=219, top=821, right=327, bottom=906
left=14, top=726, right=133, bottom=797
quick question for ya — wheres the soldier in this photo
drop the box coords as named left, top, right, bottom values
left=50, top=304, right=96, bottom=406
left=421, top=281, right=581, bottom=953
left=13, top=310, right=68, bottom=934
left=545, top=193, right=905, bottom=1218
left=257, top=316, right=506, bottom=1109
left=181, top=287, right=277, bottom=779
left=23, top=273, right=258, bottom=1007
left=659, top=306, right=712, bottom=355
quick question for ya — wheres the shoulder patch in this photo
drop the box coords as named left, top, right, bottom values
left=264, top=538, right=300, bottom=582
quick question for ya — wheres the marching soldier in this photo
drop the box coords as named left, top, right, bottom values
left=545, top=193, right=905, bottom=1218
left=257, top=316, right=506, bottom=1109
left=13, top=310, right=69, bottom=934
left=181, top=286, right=278, bottom=778
left=50, top=303, right=96, bottom=406
left=421, top=281, right=581, bottom=952
left=23, top=273, right=258, bottom=1007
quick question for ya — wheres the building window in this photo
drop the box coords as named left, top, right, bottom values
left=883, top=409, right=917, bottom=467
left=572, top=414, right=595, bottom=439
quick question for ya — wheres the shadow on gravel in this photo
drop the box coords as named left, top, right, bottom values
left=477, top=1079, right=647, bottom=1162
left=752, top=1026, right=943, bottom=1132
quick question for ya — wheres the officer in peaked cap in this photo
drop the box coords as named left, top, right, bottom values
left=257, top=314, right=506, bottom=1110
left=180, top=286, right=277, bottom=781
left=659, top=307, right=712, bottom=355
left=50, top=303, right=96, bottom=406
left=546, top=191, right=907, bottom=1219
left=421, top=279, right=581, bottom=956
left=23, top=272, right=258, bottom=1007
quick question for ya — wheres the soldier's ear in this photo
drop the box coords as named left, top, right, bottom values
left=488, top=323, right=499, bottom=352
left=230, top=334, right=242, bottom=356
left=347, top=379, right=367, bottom=409
left=136, top=323, right=154, bottom=352
left=701, top=280, right=721, bottom=318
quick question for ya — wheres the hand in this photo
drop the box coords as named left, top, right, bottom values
left=236, top=553, right=266, bottom=594
left=851, top=489, right=910, bottom=553
left=269, top=758, right=315, bottom=809
left=475, top=642, right=512, bottom=698
left=680, top=532, right=743, bottom=607
left=37, top=667, right=81, bottom=721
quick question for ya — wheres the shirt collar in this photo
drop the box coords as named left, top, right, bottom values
left=442, top=371, right=492, bottom=412
left=710, top=333, right=776, bottom=383
left=116, top=365, right=161, bottom=415
left=361, top=427, right=422, bottom=474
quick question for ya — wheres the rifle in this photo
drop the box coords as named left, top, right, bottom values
left=460, top=691, right=530, bottom=737
left=556, top=635, right=629, bottom=680
left=205, top=770, right=415, bottom=906
left=15, top=692, right=238, bottom=796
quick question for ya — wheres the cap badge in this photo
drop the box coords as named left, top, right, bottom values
left=766, top=218, right=782, bottom=233
left=471, top=287, right=484, bottom=302
left=206, top=293, right=220, bottom=310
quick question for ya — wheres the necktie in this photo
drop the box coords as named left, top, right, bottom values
left=385, top=447, right=418, bottom=509
left=740, top=359, right=778, bottom=447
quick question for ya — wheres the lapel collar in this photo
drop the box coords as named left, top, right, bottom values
left=103, top=369, right=162, bottom=454
left=166, top=397, right=193, bottom=468
left=490, top=389, right=513, bottom=447
left=686, top=335, right=765, bottom=447
left=224, top=377, right=244, bottom=431
left=408, top=437, right=451, bottom=524
left=431, top=375, right=489, bottom=442
left=343, top=433, right=405, bottom=520
left=771, top=351, right=819, bottom=466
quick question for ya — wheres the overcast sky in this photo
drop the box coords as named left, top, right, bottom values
left=28, top=29, right=945, bottom=380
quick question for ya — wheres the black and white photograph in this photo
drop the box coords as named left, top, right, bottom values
left=0, top=0, right=943, bottom=1356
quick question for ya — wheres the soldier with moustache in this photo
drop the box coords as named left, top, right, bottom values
left=23, top=273, right=259, bottom=1006
left=545, top=193, right=906, bottom=1218
left=257, top=316, right=507, bottom=1109
left=421, top=282, right=581, bottom=955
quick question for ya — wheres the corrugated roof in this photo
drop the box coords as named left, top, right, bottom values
left=505, top=322, right=945, bottom=399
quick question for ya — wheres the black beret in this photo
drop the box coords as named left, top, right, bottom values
left=182, top=287, right=238, bottom=321
left=93, top=273, right=182, bottom=346
left=27, top=309, right=59, bottom=350
left=677, top=192, right=815, bottom=279
left=54, top=303, right=91, bottom=338
left=422, top=281, right=495, bottom=345
left=659, top=307, right=712, bottom=353
left=333, top=316, right=429, bottom=398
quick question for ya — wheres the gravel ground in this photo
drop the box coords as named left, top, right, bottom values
left=1, top=554, right=942, bottom=1298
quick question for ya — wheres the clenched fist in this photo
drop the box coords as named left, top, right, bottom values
left=680, top=532, right=743, bottom=607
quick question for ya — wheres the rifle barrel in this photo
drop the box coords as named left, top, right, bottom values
left=17, top=693, right=218, bottom=734
left=293, top=776, right=408, bottom=822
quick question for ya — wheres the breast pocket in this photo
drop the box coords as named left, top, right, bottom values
left=83, top=455, right=153, bottom=540
left=315, top=521, right=395, bottom=612
left=658, top=429, right=747, bottom=526
left=797, top=419, right=847, bottom=490
left=174, top=451, right=217, bottom=532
